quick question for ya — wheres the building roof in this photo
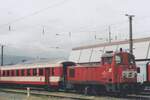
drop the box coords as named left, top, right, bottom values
left=72, top=37, right=150, bottom=50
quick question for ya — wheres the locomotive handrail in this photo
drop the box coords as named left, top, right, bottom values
left=146, top=62, right=150, bottom=82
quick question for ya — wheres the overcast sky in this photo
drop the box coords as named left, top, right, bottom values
left=0, top=0, right=150, bottom=59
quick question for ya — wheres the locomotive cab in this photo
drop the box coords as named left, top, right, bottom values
left=66, top=49, right=138, bottom=94
left=101, top=51, right=113, bottom=65
left=113, top=51, right=137, bottom=83
left=102, top=49, right=138, bottom=92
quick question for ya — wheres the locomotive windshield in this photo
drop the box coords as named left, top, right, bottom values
left=115, top=55, right=122, bottom=64
left=102, top=56, right=113, bottom=64
left=114, top=53, right=135, bottom=65
left=102, top=52, right=113, bottom=64
left=128, top=54, right=135, bottom=64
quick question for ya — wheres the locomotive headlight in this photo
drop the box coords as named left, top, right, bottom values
left=122, top=71, right=137, bottom=78
left=123, top=74, right=125, bottom=78
left=128, top=72, right=132, bottom=77
left=122, top=72, right=127, bottom=78
left=134, top=72, right=137, bottom=77
left=108, top=68, right=112, bottom=72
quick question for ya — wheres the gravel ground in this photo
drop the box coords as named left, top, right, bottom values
left=0, top=91, right=149, bottom=100
left=0, top=91, right=74, bottom=100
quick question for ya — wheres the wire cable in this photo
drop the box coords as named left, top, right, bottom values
left=0, top=0, right=69, bottom=29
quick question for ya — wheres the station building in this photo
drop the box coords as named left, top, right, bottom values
left=69, top=37, right=150, bottom=83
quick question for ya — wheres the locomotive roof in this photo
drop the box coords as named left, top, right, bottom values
left=101, top=51, right=131, bottom=58
left=101, top=52, right=113, bottom=58
left=72, top=37, right=150, bottom=50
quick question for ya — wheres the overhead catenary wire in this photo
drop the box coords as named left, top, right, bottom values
left=0, top=1, right=150, bottom=37
left=0, top=4, right=150, bottom=46
left=0, top=0, right=69, bottom=29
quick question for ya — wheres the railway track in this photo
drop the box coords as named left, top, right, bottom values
left=1, top=88, right=150, bottom=100
left=0, top=88, right=94, bottom=100
left=126, top=93, right=150, bottom=100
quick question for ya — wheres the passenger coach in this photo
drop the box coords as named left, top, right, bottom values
left=0, top=61, right=76, bottom=89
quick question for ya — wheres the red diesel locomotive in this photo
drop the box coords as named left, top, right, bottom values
left=0, top=49, right=138, bottom=94
left=67, top=49, right=138, bottom=93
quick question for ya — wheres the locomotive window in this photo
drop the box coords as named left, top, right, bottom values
left=21, top=69, right=24, bottom=76
left=33, top=69, right=37, bottom=76
left=137, top=67, right=140, bottom=73
left=102, top=57, right=112, bottom=64
left=69, top=68, right=75, bottom=77
left=129, top=55, right=135, bottom=64
left=16, top=70, right=19, bottom=76
left=115, top=55, right=122, bottom=64
left=39, top=68, right=44, bottom=76
left=27, top=69, right=30, bottom=76
left=52, top=68, right=54, bottom=76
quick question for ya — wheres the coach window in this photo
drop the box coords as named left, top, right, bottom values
left=21, top=69, right=24, bottom=76
left=3, top=70, right=6, bottom=76
left=2, top=71, right=3, bottom=76
left=33, top=69, right=37, bottom=76
left=6, top=70, right=8, bottom=76
left=52, top=68, right=54, bottom=76
left=3, top=70, right=5, bottom=76
left=27, top=69, right=30, bottom=76
left=69, top=68, right=75, bottom=78
left=9, top=70, right=11, bottom=76
left=11, top=70, right=14, bottom=76
left=16, top=70, right=19, bottom=76
left=8, top=70, right=11, bottom=76
left=39, top=68, right=44, bottom=76
left=5, top=70, right=7, bottom=76
left=4, top=70, right=7, bottom=76
left=7, top=70, right=9, bottom=76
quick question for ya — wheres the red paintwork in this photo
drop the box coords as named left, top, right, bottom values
left=0, top=81, right=45, bottom=85
left=147, top=65, right=150, bottom=82
left=0, top=81, right=59, bottom=86
left=54, top=67, right=63, bottom=76
left=67, top=52, right=137, bottom=85
left=0, top=52, right=137, bottom=92
left=67, top=66, right=109, bottom=84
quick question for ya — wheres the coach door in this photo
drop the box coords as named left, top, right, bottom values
left=45, top=68, right=50, bottom=85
